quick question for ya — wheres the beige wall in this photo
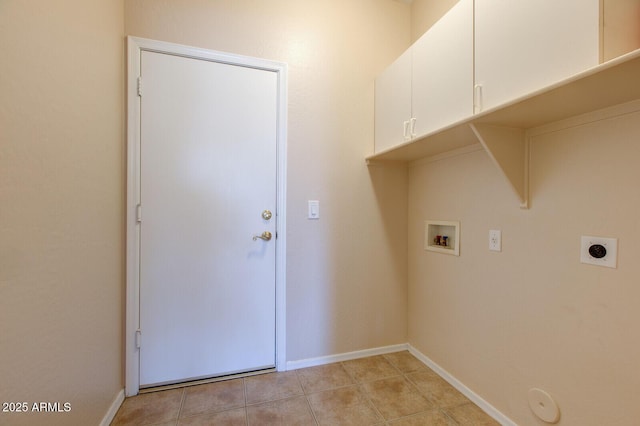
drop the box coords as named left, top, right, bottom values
left=0, top=1, right=124, bottom=425
left=408, top=105, right=640, bottom=424
left=410, top=0, right=458, bottom=42
left=603, top=0, right=640, bottom=61
left=125, top=0, right=411, bottom=362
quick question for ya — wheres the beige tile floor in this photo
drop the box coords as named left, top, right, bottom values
left=111, top=351, right=500, bottom=425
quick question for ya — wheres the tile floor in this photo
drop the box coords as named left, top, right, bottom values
left=111, top=351, right=500, bottom=425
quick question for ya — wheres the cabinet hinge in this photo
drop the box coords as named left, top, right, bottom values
left=137, top=76, right=143, bottom=97
left=135, top=329, right=142, bottom=349
left=136, top=204, right=142, bottom=223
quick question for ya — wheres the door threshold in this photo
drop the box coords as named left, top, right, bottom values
left=139, top=367, right=276, bottom=394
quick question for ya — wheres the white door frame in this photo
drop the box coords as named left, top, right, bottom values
left=125, top=36, right=287, bottom=396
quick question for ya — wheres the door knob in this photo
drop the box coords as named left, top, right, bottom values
left=262, top=210, right=272, bottom=220
left=253, top=231, right=272, bottom=241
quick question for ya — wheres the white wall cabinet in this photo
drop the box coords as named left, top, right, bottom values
left=412, top=0, right=473, bottom=138
left=374, top=0, right=473, bottom=154
left=474, top=0, right=600, bottom=113
left=370, top=0, right=640, bottom=208
left=374, top=49, right=411, bottom=153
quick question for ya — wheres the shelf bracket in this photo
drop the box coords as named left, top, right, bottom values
left=469, top=123, right=529, bottom=209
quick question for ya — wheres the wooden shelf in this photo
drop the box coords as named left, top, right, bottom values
left=366, top=48, right=640, bottom=208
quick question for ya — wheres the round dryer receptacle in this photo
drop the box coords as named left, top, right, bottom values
left=528, top=388, right=560, bottom=424
left=589, top=244, right=607, bottom=259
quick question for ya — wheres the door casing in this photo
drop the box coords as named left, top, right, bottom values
left=125, top=36, right=287, bottom=396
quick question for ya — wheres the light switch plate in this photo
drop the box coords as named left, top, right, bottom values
left=308, top=200, right=319, bottom=219
left=580, top=236, right=617, bottom=268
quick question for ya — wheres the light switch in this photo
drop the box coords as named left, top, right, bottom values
left=308, top=200, right=319, bottom=219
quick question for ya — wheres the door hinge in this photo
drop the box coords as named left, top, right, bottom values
left=137, top=76, right=143, bottom=97
left=136, top=204, right=142, bottom=223
left=135, top=329, right=142, bottom=349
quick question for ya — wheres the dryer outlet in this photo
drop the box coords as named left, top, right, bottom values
left=580, top=236, right=617, bottom=268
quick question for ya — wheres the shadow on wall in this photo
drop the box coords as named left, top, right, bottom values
left=368, top=163, right=408, bottom=293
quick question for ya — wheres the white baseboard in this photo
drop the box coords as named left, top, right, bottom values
left=407, top=345, right=517, bottom=426
left=100, top=388, right=125, bottom=426
left=285, top=343, right=409, bottom=371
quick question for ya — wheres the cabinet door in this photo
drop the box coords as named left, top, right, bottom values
left=374, top=48, right=412, bottom=153
left=412, top=0, right=473, bottom=137
left=475, top=0, right=600, bottom=112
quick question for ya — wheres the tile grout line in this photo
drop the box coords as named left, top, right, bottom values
left=385, top=353, right=447, bottom=424
left=294, top=368, right=320, bottom=426
left=440, top=407, right=462, bottom=425
left=340, top=358, right=393, bottom=424
left=386, top=355, right=424, bottom=423
left=400, top=368, right=463, bottom=426
left=403, top=366, right=479, bottom=424
left=242, top=377, right=249, bottom=426
left=372, top=354, right=416, bottom=425
left=402, top=367, right=471, bottom=425
left=404, top=368, right=457, bottom=424
left=175, top=388, right=186, bottom=425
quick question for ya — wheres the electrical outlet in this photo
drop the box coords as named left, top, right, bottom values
left=580, top=236, right=617, bottom=268
left=489, top=230, right=501, bottom=252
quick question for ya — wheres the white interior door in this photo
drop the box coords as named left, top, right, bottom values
left=138, top=50, right=278, bottom=387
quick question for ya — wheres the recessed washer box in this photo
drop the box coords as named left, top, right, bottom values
left=580, top=236, right=617, bottom=268
left=425, top=220, right=460, bottom=256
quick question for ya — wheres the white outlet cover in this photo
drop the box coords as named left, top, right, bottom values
left=580, top=236, right=617, bottom=268
left=489, top=229, right=501, bottom=252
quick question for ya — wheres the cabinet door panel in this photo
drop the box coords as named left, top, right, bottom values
left=412, top=0, right=473, bottom=137
left=375, top=49, right=412, bottom=153
left=475, top=0, right=600, bottom=112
